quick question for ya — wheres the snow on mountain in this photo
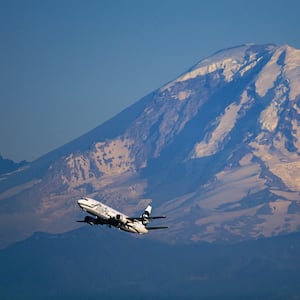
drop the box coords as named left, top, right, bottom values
left=284, top=45, right=300, bottom=100
left=191, top=92, right=248, bottom=158
left=1, top=43, right=300, bottom=248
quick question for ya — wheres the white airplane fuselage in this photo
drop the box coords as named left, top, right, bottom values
left=77, top=198, right=149, bottom=234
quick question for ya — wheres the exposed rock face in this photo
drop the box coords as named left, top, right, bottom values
left=1, top=44, right=300, bottom=248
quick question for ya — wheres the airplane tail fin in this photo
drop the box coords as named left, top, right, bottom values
left=142, top=205, right=167, bottom=226
left=128, top=205, right=167, bottom=227
left=142, top=205, right=152, bottom=218
left=141, top=205, right=152, bottom=225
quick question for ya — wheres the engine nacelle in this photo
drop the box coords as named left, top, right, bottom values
left=115, top=214, right=127, bottom=225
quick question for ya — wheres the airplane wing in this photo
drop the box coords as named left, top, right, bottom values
left=77, top=215, right=129, bottom=228
left=76, top=216, right=107, bottom=225
left=146, top=226, right=168, bottom=230
left=127, top=216, right=166, bottom=222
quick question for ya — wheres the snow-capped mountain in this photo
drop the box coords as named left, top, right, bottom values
left=1, top=44, right=300, bottom=248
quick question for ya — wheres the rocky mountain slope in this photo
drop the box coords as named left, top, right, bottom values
left=1, top=44, right=300, bottom=248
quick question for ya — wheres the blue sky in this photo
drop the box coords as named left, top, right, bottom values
left=1, top=0, right=300, bottom=162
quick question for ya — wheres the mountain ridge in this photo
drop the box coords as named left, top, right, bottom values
left=0, top=155, right=27, bottom=176
left=1, top=43, right=300, bottom=248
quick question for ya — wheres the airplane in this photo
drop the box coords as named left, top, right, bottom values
left=77, top=197, right=168, bottom=234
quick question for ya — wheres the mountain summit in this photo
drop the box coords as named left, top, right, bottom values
left=1, top=44, right=300, bottom=247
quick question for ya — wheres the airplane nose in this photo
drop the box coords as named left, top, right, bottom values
left=77, top=199, right=86, bottom=207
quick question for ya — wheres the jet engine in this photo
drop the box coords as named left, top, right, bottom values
left=115, top=214, right=127, bottom=224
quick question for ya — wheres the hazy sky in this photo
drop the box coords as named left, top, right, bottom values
left=1, top=0, right=300, bottom=162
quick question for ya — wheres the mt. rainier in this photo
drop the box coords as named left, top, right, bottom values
left=1, top=43, right=300, bottom=247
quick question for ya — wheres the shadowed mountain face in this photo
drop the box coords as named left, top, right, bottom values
left=1, top=44, right=300, bottom=248
left=0, top=156, right=27, bottom=176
